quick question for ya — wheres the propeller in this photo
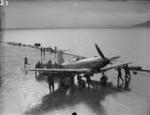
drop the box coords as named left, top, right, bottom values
left=95, top=43, right=106, bottom=59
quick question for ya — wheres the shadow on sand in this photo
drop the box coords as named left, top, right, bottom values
left=25, top=82, right=130, bottom=115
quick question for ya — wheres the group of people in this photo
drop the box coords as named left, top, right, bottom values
left=77, top=72, right=108, bottom=90
left=116, top=64, right=131, bottom=89
left=29, top=56, right=131, bottom=94
left=35, top=60, right=56, bottom=93
left=77, top=73, right=94, bottom=90
left=35, top=60, right=64, bottom=94
left=34, top=59, right=110, bottom=93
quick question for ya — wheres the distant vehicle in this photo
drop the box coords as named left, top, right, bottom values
left=34, top=43, right=41, bottom=47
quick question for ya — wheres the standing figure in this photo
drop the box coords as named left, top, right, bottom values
left=43, top=47, right=46, bottom=59
left=46, top=60, right=52, bottom=68
left=40, top=47, right=43, bottom=56
left=85, top=73, right=94, bottom=89
left=40, top=47, right=43, bottom=62
left=123, top=64, right=131, bottom=89
left=47, top=74, right=54, bottom=94
left=115, top=66, right=124, bottom=88
left=35, top=61, right=41, bottom=79
left=100, top=72, right=108, bottom=87
left=77, top=74, right=86, bottom=90
left=24, top=57, right=30, bottom=68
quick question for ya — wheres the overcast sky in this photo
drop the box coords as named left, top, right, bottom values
left=2, top=0, right=150, bottom=29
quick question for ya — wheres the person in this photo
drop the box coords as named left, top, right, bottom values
left=70, top=74, right=75, bottom=87
left=24, top=57, right=30, bottom=68
left=54, top=62, right=58, bottom=69
left=85, top=73, right=94, bottom=89
left=100, top=72, right=108, bottom=87
left=46, top=60, right=52, bottom=68
left=123, top=64, right=131, bottom=89
left=72, top=112, right=77, bottom=115
left=40, top=47, right=43, bottom=63
left=77, top=74, right=86, bottom=90
left=115, top=66, right=124, bottom=88
left=40, top=47, right=43, bottom=56
left=43, top=47, right=46, bottom=59
left=47, top=73, right=54, bottom=94
left=35, top=61, right=40, bottom=79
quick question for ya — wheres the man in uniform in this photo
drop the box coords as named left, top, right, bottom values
left=47, top=73, right=54, bottom=94
left=85, top=73, right=94, bottom=89
left=77, top=74, right=86, bottom=90
left=115, top=66, right=124, bottom=88
left=24, top=57, right=30, bottom=68
left=35, top=61, right=41, bottom=79
left=43, top=47, right=46, bottom=59
left=100, top=72, right=108, bottom=87
left=123, top=64, right=131, bottom=89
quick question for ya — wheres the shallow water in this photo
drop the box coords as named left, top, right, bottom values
left=0, top=42, right=149, bottom=115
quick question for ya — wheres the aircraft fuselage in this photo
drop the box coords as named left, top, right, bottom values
left=62, top=57, right=109, bottom=70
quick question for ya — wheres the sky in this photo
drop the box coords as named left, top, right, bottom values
left=1, top=0, right=150, bottom=29
left=2, top=0, right=150, bottom=69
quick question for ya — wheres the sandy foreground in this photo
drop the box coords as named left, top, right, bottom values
left=0, top=43, right=149, bottom=115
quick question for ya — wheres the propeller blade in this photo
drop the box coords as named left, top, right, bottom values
left=110, top=56, right=120, bottom=62
left=95, top=44, right=105, bottom=59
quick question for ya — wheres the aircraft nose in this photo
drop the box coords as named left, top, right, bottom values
left=105, top=58, right=110, bottom=64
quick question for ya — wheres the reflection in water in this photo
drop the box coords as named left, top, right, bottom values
left=25, top=83, right=119, bottom=115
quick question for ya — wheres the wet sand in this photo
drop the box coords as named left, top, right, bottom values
left=0, top=43, right=149, bottom=115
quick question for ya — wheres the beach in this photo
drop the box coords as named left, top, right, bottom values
left=0, top=39, right=149, bottom=115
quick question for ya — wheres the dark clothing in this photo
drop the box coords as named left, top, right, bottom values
left=124, top=66, right=130, bottom=76
left=46, top=60, right=52, bottom=68
left=117, top=67, right=122, bottom=75
left=116, top=67, right=124, bottom=88
left=72, top=112, right=77, bottom=115
left=123, top=65, right=131, bottom=89
left=77, top=74, right=85, bottom=89
left=43, top=48, right=46, bottom=57
left=47, top=74, right=54, bottom=93
left=24, top=57, right=28, bottom=64
left=40, top=47, right=43, bottom=56
left=85, top=74, right=94, bottom=88
left=100, top=75, right=108, bottom=87
left=24, top=57, right=29, bottom=68
left=78, top=78, right=86, bottom=90
left=35, top=61, right=41, bottom=68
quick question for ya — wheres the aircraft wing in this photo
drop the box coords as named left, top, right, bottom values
left=27, top=68, right=91, bottom=74
left=129, top=68, right=150, bottom=73
left=27, top=62, right=134, bottom=74
left=99, top=62, right=133, bottom=72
